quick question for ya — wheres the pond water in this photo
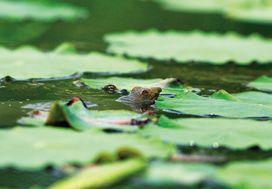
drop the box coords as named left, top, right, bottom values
left=1, top=0, right=271, bottom=128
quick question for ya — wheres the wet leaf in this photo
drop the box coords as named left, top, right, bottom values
left=0, top=44, right=149, bottom=80
left=80, top=77, right=178, bottom=91
left=113, top=161, right=216, bottom=188
left=152, top=0, right=225, bottom=13
left=19, top=99, right=149, bottom=132
left=0, top=126, right=175, bottom=169
left=49, top=159, right=147, bottom=189
left=247, top=75, right=272, bottom=92
left=218, top=159, right=272, bottom=189
left=0, top=0, right=88, bottom=21
left=140, top=116, right=272, bottom=149
left=152, top=0, right=272, bottom=24
left=105, top=30, right=272, bottom=64
left=139, top=161, right=214, bottom=186
left=156, top=90, right=272, bottom=118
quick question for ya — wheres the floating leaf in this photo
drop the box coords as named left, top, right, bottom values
left=80, top=77, right=178, bottom=91
left=234, top=91, right=272, bottom=106
left=49, top=159, right=146, bottom=189
left=0, top=44, right=149, bottom=80
left=152, top=0, right=272, bottom=24
left=19, top=99, right=148, bottom=132
left=152, top=0, right=225, bottom=13
left=156, top=90, right=272, bottom=118
left=218, top=159, right=272, bottom=189
left=140, top=116, right=272, bottom=149
left=0, top=0, right=88, bottom=21
left=0, top=127, right=175, bottom=169
left=138, top=161, right=214, bottom=186
left=105, top=30, right=272, bottom=65
left=248, top=76, right=272, bottom=92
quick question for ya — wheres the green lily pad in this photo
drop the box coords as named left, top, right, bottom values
left=218, top=159, right=272, bottom=189
left=140, top=116, right=272, bottom=149
left=152, top=0, right=225, bottom=13
left=0, top=0, right=88, bottom=21
left=137, top=161, right=214, bottom=186
left=80, top=77, right=181, bottom=93
left=234, top=91, right=272, bottom=106
left=247, top=76, right=272, bottom=92
left=0, top=44, right=149, bottom=80
left=152, top=0, right=272, bottom=24
left=0, top=126, right=175, bottom=169
left=156, top=90, right=272, bottom=118
left=49, top=159, right=147, bottom=189
left=105, top=30, right=272, bottom=65
left=227, top=5, right=272, bottom=24
left=19, top=99, right=148, bottom=132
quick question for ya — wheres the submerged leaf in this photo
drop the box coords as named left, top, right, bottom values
left=0, top=44, right=149, bottom=80
left=0, top=127, right=175, bottom=169
left=156, top=90, right=272, bottom=118
left=0, top=0, right=88, bottom=21
left=49, top=159, right=146, bottom=189
left=141, top=116, right=272, bottom=149
left=105, top=30, right=272, bottom=65
left=247, top=75, right=272, bottom=92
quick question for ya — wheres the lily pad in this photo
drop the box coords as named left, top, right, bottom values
left=49, top=159, right=147, bottom=189
left=227, top=5, right=272, bottom=24
left=156, top=90, right=272, bottom=118
left=136, top=161, right=214, bottom=186
left=0, top=126, right=175, bottom=169
left=80, top=77, right=181, bottom=93
left=234, top=91, right=272, bottom=106
left=217, top=159, right=272, bottom=189
left=152, top=0, right=272, bottom=24
left=105, top=30, right=272, bottom=65
left=140, top=116, right=272, bottom=149
left=0, top=44, right=149, bottom=80
left=19, top=99, right=149, bottom=132
left=152, top=0, right=225, bottom=13
left=247, top=76, right=272, bottom=92
left=0, top=0, right=88, bottom=21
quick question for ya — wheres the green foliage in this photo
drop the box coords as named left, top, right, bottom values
left=248, top=76, right=272, bottom=92
left=80, top=77, right=183, bottom=93
left=105, top=30, right=272, bottom=64
left=49, top=159, right=147, bottom=189
left=0, top=44, right=149, bottom=80
left=156, top=90, right=272, bottom=118
left=218, top=159, right=272, bottom=189
left=19, top=100, right=146, bottom=132
left=152, top=0, right=272, bottom=24
left=0, top=0, right=88, bottom=21
left=81, top=77, right=165, bottom=91
left=0, top=127, right=175, bottom=170
left=140, top=116, right=272, bottom=149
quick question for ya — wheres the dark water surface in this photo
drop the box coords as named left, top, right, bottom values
left=1, top=0, right=272, bottom=127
